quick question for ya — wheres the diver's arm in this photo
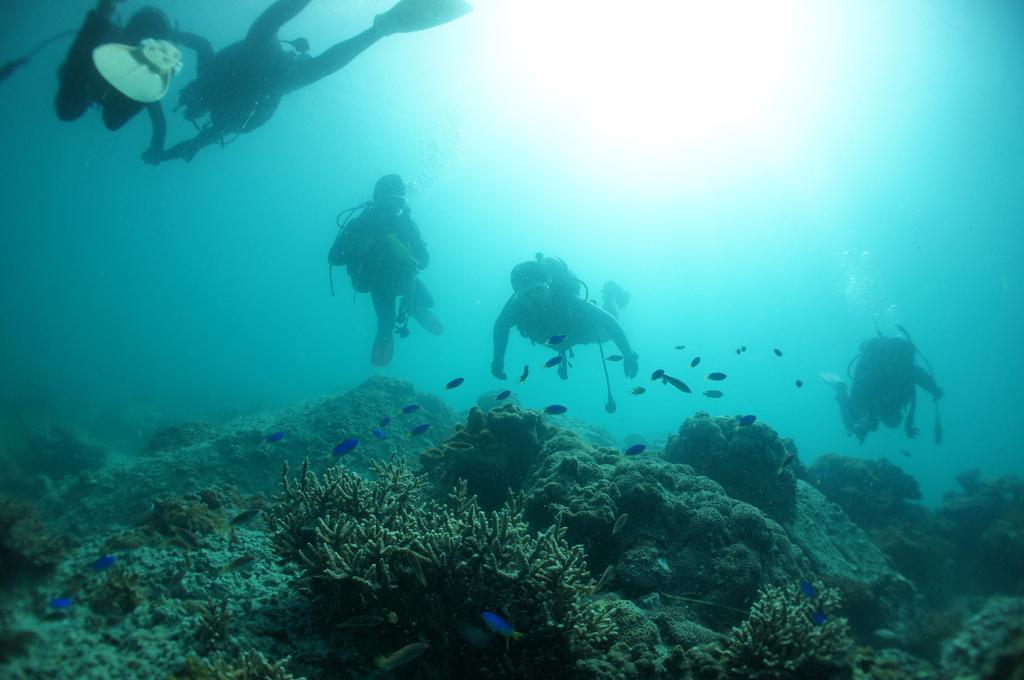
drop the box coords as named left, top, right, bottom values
left=158, top=126, right=221, bottom=163
left=491, top=304, right=518, bottom=379
left=587, top=303, right=639, bottom=377
left=284, top=28, right=382, bottom=92
left=913, top=365, right=943, bottom=400
left=406, top=221, right=429, bottom=269
left=170, top=31, right=215, bottom=73
left=141, top=102, right=166, bottom=164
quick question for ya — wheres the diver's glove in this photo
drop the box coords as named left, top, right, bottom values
left=141, top=147, right=162, bottom=165
left=491, top=360, right=507, bottom=380
left=623, top=352, right=639, bottom=379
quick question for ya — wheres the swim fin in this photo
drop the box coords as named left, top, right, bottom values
left=374, top=0, right=473, bottom=36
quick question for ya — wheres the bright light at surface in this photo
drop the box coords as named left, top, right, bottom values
left=477, top=1, right=841, bottom=187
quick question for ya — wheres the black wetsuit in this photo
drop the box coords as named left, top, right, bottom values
left=163, top=0, right=384, bottom=162
left=328, top=207, right=435, bottom=342
left=836, top=336, right=942, bottom=441
left=55, top=5, right=166, bottom=156
left=491, top=286, right=638, bottom=380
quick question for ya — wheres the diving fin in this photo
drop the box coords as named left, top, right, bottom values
left=374, top=0, right=473, bottom=36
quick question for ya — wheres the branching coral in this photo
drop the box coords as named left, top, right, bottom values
left=267, top=458, right=615, bottom=678
left=679, top=584, right=855, bottom=679
left=173, top=651, right=301, bottom=680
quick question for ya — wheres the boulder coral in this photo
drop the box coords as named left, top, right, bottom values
left=664, top=412, right=799, bottom=523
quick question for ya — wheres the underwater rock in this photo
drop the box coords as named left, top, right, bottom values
left=0, top=497, right=67, bottom=584
left=37, top=377, right=456, bottom=532
left=144, top=422, right=219, bottom=454
left=807, top=453, right=923, bottom=529
left=937, top=472, right=1024, bottom=595
left=941, top=596, right=1024, bottom=680
left=20, top=424, right=106, bottom=480
left=664, top=412, right=799, bottom=523
left=788, top=480, right=921, bottom=640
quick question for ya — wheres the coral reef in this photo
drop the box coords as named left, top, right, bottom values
left=675, top=584, right=855, bottom=679
left=941, top=596, right=1024, bottom=680
left=18, top=425, right=106, bottom=480
left=0, top=498, right=67, bottom=584
left=268, top=457, right=615, bottom=678
left=419, top=404, right=555, bottom=509
left=664, top=412, right=799, bottom=523
left=145, top=422, right=220, bottom=454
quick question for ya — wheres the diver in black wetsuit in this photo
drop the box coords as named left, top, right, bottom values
left=55, top=0, right=189, bottom=161
left=160, top=0, right=471, bottom=163
left=825, top=329, right=943, bottom=443
left=491, top=256, right=640, bottom=381
left=328, top=174, right=444, bottom=367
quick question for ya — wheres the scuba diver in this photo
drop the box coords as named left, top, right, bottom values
left=160, top=0, right=472, bottom=163
left=54, top=0, right=191, bottom=163
left=823, top=324, right=943, bottom=444
left=491, top=254, right=639, bottom=413
left=328, top=174, right=444, bottom=367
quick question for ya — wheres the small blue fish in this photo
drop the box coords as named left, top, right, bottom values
left=481, top=611, right=523, bottom=639
left=624, top=444, right=646, bottom=456
left=92, top=555, right=117, bottom=572
left=799, top=580, right=818, bottom=599
left=706, top=372, right=727, bottom=381
left=333, top=438, right=359, bottom=456
left=811, top=610, right=827, bottom=625
left=51, top=597, right=73, bottom=610
left=739, top=415, right=757, bottom=426
left=496, top=389, right=512, bottom=400
left=543, top=404, right=568, bottom=415
left=546, top=334, right=567, bottom=346
left=445, top=377, right=464, bottom=390
left=265, top=431, right=286, bottom=443
left=651, top=369, right=665, bottom=381
left=379, top=416, right=392, bottom=427
left=543, top=355, right=563, bottom=369
left=795, top=379, right=804, bottom=388
left=371, top=427, right=387, bottom=440
left=401, top=404, right=420, bottom=414
left=410, top=423, right=431, bottom=436
left=690, top=356, right=701, bottom=368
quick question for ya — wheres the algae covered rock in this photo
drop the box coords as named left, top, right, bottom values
left=20, top=424, right=106, bottom=480
left=808, top=453, right=922, bottom=529
left=664, top=412, right=798, bottom=523
left=937, top=472, right=1024, bottom=595
left=941, top=596, right=1024, bottom=680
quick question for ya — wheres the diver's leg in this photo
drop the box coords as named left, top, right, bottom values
left=409, top=280, right=444, bottom=335
left=283, top=28, right=382, bottom=92
left=158, top=126, right=222, bottom=163
left=246, top=0, right=314, bottom=43
left=371, top=290, right=396, bottom=367
left=55, top=7, right=114, bottom=121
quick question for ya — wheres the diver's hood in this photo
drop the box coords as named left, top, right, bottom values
left=92, top=39, right=182, bottom=103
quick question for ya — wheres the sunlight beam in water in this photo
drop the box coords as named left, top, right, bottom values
left=481, top=0, right=841, bottom=187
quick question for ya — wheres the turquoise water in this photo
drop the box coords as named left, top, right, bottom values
left=1, top=0, right=1022, bottom=507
